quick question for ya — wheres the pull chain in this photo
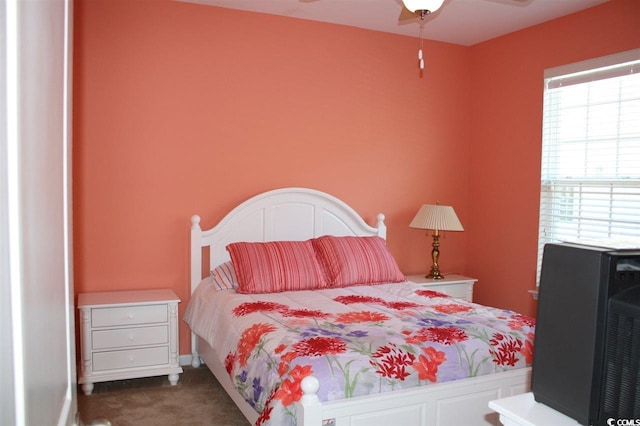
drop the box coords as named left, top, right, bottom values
left=418, top=21, right=424, bottom=70
left=418, top=10, right=429, bottom=70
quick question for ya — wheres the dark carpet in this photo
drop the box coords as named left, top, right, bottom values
left=77, top=366, right=251, bottom=426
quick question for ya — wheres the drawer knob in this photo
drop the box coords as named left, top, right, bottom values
left=128, top=334, right=134, bottom=341
left=128, top=313, right=135, bottom=319
left=129, top=356, right=135, bottom=362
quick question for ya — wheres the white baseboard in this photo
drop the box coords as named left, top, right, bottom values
left=179, top=354, right=194, bottom=366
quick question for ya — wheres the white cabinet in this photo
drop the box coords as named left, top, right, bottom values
left=77, top=289, right=183, bottom=395
left=406, top=274, right=477, bottom=302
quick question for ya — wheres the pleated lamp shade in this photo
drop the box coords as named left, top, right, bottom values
left=409, top=204, right=464, bottom=232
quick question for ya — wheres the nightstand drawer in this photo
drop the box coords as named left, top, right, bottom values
left=426, top=283, right=471, bottom=300
left=92, top=325, right=168, bottom=350
left=91, top=304, right=167, bottom=327
left=93, top=347, right=169, bottom=371
left=406, top=274, right=477, bottom=302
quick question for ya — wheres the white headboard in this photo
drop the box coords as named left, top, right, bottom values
left=190, top=187, right=386, bottom=294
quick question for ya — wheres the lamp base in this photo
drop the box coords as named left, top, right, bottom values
left=426, top=270, right=444, bottom=280
left=426, top=231, right=444, bottom=280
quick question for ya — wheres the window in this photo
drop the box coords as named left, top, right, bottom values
left=537, top=49, right=640, bottom=281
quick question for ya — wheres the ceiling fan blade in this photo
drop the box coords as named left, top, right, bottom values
left=398, top=6, right=420, bottom=22
left=485, top=0, right=533, bottom=5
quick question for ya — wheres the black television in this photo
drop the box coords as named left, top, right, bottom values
left=532, top=242, right=640, bottom=425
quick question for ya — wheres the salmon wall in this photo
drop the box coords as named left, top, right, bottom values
left=72, top=0, right=472, bottom=356
left=466, top=0, right=640, bottom=316
left=72, top=0, right=640, bottom=357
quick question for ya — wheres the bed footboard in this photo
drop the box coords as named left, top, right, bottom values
left=297, top=368, right=531, bottom=426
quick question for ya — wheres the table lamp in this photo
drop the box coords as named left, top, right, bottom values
left=409, top=203, right=464, bottom=280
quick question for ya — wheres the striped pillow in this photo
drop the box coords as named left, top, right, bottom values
left=312, top=236, right=405, bottom=287
left=209, top=261, right=238, bottom=290
left=227, top=240, right=328, bottom=294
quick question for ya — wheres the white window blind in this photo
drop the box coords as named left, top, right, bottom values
left=537, top=49, right=640, bottom=281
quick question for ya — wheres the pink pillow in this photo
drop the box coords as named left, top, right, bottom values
left=209, top=261, right=238, bottom=290
left=311, top=236, right=405, bottom=287
left=227, top=240, right=328, bottom=293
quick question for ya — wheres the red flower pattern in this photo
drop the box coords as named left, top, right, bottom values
left=334, top=295, right=386, bottom=305
left=255, top=389, right=276, bottom=426
left=335, top=311, right=389, bottom=324
left=433, top=303, right=472, bottom=314
left=273, top=365, right=313, bottom=407
left=280, top=350, right=298, bottom=363
left=405, top=326, right=468, bottom=345
left=413, top=346, right=446, bottom=382
left=335, top=295, right=423, bottom=311
left=490, top=332, right=523, bottom=366
left=292, top=336, right=347, bottom=357
left=520, top=331, right=535, bottom=364
left=233, top=301, right=288, bottom=317
left=508, top=313, right=536, bottom=330
left=370, top=343, right=416, bottom=381
left=281, top=308, right=330, bottom=319
left=236, top=323, right=277, bottom=366
left=277, top=361, right=289, bottom=376
left=384, top=301, right=421, bottom=310
left=277, top=345, right=303, bottom=377
left=224, top=352, right=235, bottom=374
left=415, top=289, right=450, bottom=298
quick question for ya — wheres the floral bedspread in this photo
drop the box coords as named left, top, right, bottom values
left=184, top=280, right=535, bottom=426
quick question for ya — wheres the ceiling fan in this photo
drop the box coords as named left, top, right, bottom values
left=399, top=0, right=531, bottom=22
left=401, top=0, right=528, bottom=70
left=399, top=0, right=445, bottom=70
left=401, top=0, right=445, bottom=16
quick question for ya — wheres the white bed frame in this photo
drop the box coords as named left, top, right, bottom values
left=189, top=187, right=530, bottom=426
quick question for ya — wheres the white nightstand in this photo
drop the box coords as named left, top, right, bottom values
left=405, top=274, right=477, bottom=302
left=489, top=392, right=580, bottom=426
left=77, top=288, right=183, bottom=395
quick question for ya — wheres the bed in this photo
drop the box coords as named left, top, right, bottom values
left=184, top=187, right=533, bottom=426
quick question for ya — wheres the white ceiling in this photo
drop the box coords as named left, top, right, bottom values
left=178, top=0, right=610, bottom=46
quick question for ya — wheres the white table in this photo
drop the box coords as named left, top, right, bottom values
left=489, top=392, right=580, bottom=426
left=77, top=288, right=183, bottom=395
